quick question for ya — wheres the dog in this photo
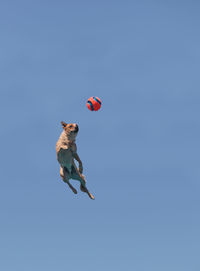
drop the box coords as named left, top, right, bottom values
left=56, top=121, right=95, bottom=200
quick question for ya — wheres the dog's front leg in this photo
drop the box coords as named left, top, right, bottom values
left=73, top=153, right=83, bottom=174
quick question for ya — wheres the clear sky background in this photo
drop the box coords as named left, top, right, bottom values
left=0, top=1, right=200, bottom=270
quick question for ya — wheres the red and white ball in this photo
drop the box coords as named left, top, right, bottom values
left=87, top=96, right=102, bottom=111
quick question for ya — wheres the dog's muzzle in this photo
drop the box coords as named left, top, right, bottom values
left=74, top=125, right=79, bottom=133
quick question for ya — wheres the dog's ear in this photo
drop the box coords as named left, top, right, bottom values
left=61, top=121, right=67, bottom=128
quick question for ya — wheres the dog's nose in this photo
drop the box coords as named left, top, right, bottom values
left=74, top=125, right=79, bottom=132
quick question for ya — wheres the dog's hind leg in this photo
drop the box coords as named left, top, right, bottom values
left=80, top=185, right=95, bottom=200
left=70, top=167, right=95, bottom=200
left=78, top=174, right=95, bottom=200
left=80, top=183, right=95, bottom=200
left=60, top=167, right=77, bottom=194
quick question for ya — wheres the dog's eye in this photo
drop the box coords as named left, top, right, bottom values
left=69, top=125, right=73, bottom=128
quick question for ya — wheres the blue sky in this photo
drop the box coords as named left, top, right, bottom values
left=0, top=1, right=200, bottom=270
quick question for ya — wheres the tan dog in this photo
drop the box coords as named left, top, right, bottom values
left=56, top=121, right=94, bottom=200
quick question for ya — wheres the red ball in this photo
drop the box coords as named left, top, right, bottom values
left=87, top=96, right=102, bottom=111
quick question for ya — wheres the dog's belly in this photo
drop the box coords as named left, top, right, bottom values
left=58, top=148, right=74, bottom=173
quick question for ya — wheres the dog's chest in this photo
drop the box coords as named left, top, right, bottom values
left=57, top=147, right=75, bottom=172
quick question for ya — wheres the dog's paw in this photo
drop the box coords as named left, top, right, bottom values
left=71, top=187, right=78, bottom=194
left=89, top=193, right=95, bottom=200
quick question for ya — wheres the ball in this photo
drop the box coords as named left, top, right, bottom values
left=87, top=96, right=102, bottom=111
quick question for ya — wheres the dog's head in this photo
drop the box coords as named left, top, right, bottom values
left=61, top=121, right=79, bottom=140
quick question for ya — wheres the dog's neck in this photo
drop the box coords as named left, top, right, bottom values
left=61, top=131, right=76, bottom=145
